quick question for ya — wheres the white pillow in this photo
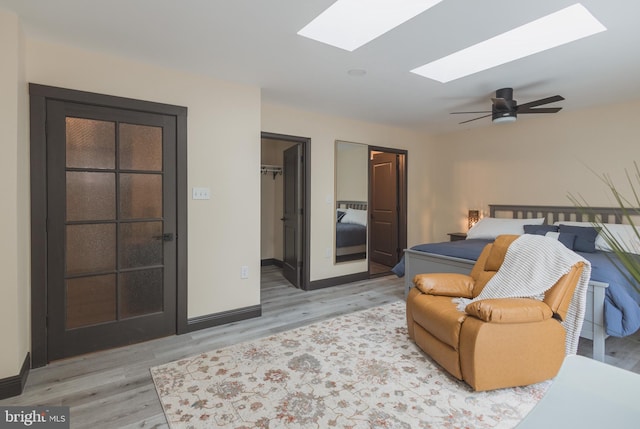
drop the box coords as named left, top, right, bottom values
left=466, top=217, right=545, bottom=240
left=597, top=223, right=640, bottom=254
left=553, top=220, right=640, bottom=254
left=340, top=208, right=367, bottom=227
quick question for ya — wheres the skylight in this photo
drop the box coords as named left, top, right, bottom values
left=411, top=3, right=607, bottom=83
left=298, top=0, right=444, bottom=52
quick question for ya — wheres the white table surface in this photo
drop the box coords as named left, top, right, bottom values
left=516, top=355, right=640, bottom=428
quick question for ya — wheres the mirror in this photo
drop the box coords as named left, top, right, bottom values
left=335, top=141, right=368, bottom=263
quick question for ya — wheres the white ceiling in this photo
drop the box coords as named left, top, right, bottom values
left=2, top=0, right=640, bottom=134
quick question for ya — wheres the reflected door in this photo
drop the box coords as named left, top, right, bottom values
left=46, top=101, right=177, bottom=360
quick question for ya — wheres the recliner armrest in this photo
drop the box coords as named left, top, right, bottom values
left=465, top=298, right=553, bottom=323
left=413, top=273, right=475, bottom=298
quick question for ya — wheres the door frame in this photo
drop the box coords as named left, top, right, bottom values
left=368, top=146, right=407, bottom=276
left=261, top=132, right=311, bottom=290
left=29, top=84, right=188, bottom=367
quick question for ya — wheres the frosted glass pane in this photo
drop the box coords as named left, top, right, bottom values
left=66, top=275, right=116, bottom=329
left=66, top=118, right=115, bottom=169
left=119, top=269, right=163, bottom=318
left=66, top=171, right=116, bottom=221
left=119, top=123, right=162, bottom=171
left=119, top=222, right=163, bottom=269
left=120, top=173, right=162, bottom=219
left=66, top=224, right=116, bottom=275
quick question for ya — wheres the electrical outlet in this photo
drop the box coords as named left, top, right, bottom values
left=325, top=247, right=331, bottom=259
left=240, top=265, right=249, bottom=279
left=192, top=187, right=211, bottom=200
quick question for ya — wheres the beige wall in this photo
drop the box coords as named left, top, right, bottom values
left=25, top=38, right=262, bottom=319
left=17, top=14, right=29, bottom=381
left=261, top=102, right=435, bottom=280
left=0, top=10, right=29, bottom=379
left=430, top=100, right=640, bottom=242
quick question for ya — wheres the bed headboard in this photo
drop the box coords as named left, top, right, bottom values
left=489, top=204, right=628, bottom=224
left=337, top=200, right=367, bottom=210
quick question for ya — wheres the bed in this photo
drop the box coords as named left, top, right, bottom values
left=336, top=201, right=367, bottom=262
left=394, top=204, right=640, bottom=362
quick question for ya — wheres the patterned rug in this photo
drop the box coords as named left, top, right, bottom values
left=150, top=302, right=549, bottom=428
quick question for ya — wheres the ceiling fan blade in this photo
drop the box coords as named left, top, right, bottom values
left=491, top=97, right=510, bottom=110
left=517, top=95, right=564, bottom=110
left=450, top=111, right=492, bottom=114
left=458, top=113, right=493, bottom=124
left=518, top=107, right=563, bottom=114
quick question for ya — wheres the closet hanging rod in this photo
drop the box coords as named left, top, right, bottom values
left=261, top=164, right=283, bottom=179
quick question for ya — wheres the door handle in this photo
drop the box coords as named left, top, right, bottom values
left=280, top=217, right=287, bottom=221
left=154, top=233, right=174, bottom=241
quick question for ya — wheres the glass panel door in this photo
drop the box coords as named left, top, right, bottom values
left=47, top=101, right=177, bottom=360
left=64, top=119, right=166, bottom=328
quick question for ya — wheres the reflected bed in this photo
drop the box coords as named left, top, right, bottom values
left=336, top=201, right=367, bottom=262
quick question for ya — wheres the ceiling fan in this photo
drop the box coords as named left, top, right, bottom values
left=451, top=88, right=564, bottom=124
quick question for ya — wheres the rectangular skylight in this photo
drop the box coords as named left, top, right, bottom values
left=411, top=3, right=606, bottom=83
left=298, top=0, right=444, bottom=52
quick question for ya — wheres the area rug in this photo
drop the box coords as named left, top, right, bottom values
left=151, top=302, right=549, bottom=428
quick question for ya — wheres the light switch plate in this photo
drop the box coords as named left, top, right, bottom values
left=192, top=187, right=210, bottom=200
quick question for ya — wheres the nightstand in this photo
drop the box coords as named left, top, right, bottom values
left=447, top=232, right=467, bottom=241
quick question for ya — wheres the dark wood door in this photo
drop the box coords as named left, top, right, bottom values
left=370, top=152, right=399, bottom=267
left=282, top=144, right=302, bottom=287
left=46, top=100, right=177, bottom=360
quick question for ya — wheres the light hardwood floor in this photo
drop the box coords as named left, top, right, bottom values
left=2, top=266, right=639, bottom=428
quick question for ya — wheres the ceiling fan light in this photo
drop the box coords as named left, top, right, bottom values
left=492, top=113, right=517, bottom=124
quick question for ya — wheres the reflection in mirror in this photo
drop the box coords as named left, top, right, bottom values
left=335, top=141, right=368, bottom=263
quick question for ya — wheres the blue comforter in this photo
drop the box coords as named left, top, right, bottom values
left=393, top=240, right=640, bottom=337
left=583, top=252, right=640, bottom=337
left=391, top=239, right=491, bottom=276
left=336, top=222, right=366, bottom=247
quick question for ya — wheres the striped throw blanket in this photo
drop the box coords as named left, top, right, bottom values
left=457, top=234, right=592, bottom=355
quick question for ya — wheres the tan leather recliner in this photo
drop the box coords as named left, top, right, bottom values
left=406, top=234, right=586, bottom=391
